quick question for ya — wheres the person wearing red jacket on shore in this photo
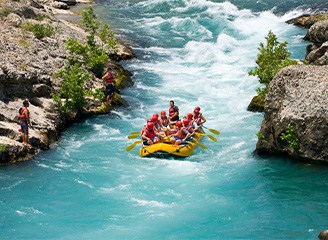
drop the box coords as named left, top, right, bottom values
left=19, top=100, right=32, bottom=147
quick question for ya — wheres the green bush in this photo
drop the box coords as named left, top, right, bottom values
left=65, top=6, right=117, bottom=78
left=53, top=6, right=117, bottom=116
left=249, top=30, right=297, bottom=93
left=280, top=124, right=299, bottom=149
left=52, top=64, right=92, bottom=117
left=21, top=22, right=55, bottom=39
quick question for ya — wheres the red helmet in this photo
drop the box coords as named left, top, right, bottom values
left=183, top=119, right=189, bottom=125
left=176, top=121, right=182, bottom=127
left=147, top=122, right=154, bottom=129
left=161, top=110, right=166, bottom=116
left=151, top=116, right=158, bottom=122
left=195, top=106, right=201, bottom=111
left=147, top=118, right=153, bottom=122
left=194, top=108, right=200, bottom=113
left=153, top=113, right=159, bottom=118
left=187, top=113, right=193, bottom=120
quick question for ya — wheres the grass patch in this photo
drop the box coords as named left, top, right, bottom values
left=21, top=22, right=55, bottom=39
left=35, top=14, right=49, bottom=21
left=0, top=144, right=6, bottom=152
left=0, top=7, right=12, bottom=17
left=18, top=38, right=30, bottom=48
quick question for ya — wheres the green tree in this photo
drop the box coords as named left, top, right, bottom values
left=249, top=30, right=297, bottom=95
left=66, top=6, right=117, bottom=78
left=52, top=64, right=92, bottom=117
left=53, top=6, right=117, bottom=117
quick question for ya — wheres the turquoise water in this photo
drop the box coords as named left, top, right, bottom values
left=2, top=0, right=328, bottom=239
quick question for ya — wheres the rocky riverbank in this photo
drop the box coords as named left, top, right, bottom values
left=255, top=11, right=328, bottom=162
left=0, top=0, right=135, bottom=164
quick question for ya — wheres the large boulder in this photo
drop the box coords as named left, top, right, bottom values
left=256, top=65, right=328, bottom=162
left=307, top=20, right=328, bottom=44
left=304, top=20, right=328, bottom=65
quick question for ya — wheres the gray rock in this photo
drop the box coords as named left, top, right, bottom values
left=57, top=0, right=77, bottom=6
left=306, top=41, right=328, bottom=65
left=307, top=20, right=328, bottom=44
left=257, top=65, right=328, bottom=162
left=50, top=1, right=69, bottom=9
left=5, top=13, right=23, bottom=27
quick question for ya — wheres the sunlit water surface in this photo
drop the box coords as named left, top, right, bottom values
left=1, top=0, right=328, bottom=239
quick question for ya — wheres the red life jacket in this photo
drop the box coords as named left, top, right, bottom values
left=19, top=107, right=27, bottom=120
left=193, top=112, right=202, bottom=125
left=103, top=71, right=114, bottom=84
left=177, top=127, right=188, bottom=139
left=160, top=116, right=169, bottom=127
left=144, top=128, right=155, bottom=139
left=169, top=106, right=179, bottom=117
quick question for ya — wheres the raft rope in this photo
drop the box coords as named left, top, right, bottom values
left=141, top=143, right=190, bottom=156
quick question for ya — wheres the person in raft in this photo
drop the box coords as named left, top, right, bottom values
left=183, top=116, right=196, bottom=136
left=142, top=122, right=164, bottom=145
left=102, top=67, right=116, bottom=101
left=170, top=121, right=192, bottom=145
left=168, top=100, right=179, bottom=122
left=193, top=106, right=206, bottom=130
left=159, top=111, right=169, bottom=128
left=19, top=100, right=32, bottom=147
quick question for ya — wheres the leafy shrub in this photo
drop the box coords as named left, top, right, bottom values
left=249, top=30, right=297, bottom=94
left=52, top=64, right=91, bottom=117
left=280, top=124, right=299, bottom=149
left=53, top=6, right=117, bottom=116
left=21, top=22, right=55, bottom=39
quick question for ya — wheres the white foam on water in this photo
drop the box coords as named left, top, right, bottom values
left=98, top=184, right=132, bottom=194
left=131, top=197, right=176, bottom=208
left=75, top=179, right=94, bottom=189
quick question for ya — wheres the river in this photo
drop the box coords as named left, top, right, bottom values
left=1, top=0, right=328, bottom=239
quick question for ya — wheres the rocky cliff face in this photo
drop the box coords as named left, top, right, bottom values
left=305, top=20, right=328, bottom=65
left=256, top=65, right=328, bottom=162
left=0, top=0, right=135, bottom=164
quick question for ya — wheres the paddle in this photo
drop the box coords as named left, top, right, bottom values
left=196, top=132, right=217, bottom=142
left=189, top=138, right=208, bottom=149
left=202, top=126, right=220, bottom=135
left=130, top=131, right=140, bottom=135
left=128, top=134, right=140, bottom=139
left=126, top=140, right=143, bottom=152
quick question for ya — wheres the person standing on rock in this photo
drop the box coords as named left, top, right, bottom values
left=102, top=67, right=117, bottom=102
left=19, top=100, right=31, bottom=147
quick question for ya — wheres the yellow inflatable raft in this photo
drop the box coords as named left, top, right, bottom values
left=139, top=134, right=203, bottom=158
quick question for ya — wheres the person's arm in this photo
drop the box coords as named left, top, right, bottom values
left=200, top=114, right=206, bottom=124
left=182, top=130, right=191, bottom=142
left=101, top=72, right=108, bottom=81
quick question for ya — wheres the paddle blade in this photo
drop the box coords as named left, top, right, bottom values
left=191, top=139, right=208, bottom=149
left=206, top=134, right=217, bottom=142
left=128, top=134, right=139, bottom=139
left=126, top=140, right=143, bottom=152
left=196, top=141, right=208, bottom=149
left=208, top=128, right=220, bottom=135
left=130, top=131, right=140, bottom=135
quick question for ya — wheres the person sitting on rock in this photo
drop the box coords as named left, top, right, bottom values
left=102, top=67, right=117, bottom=101
left=19, top=100, right=31, bottom=147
